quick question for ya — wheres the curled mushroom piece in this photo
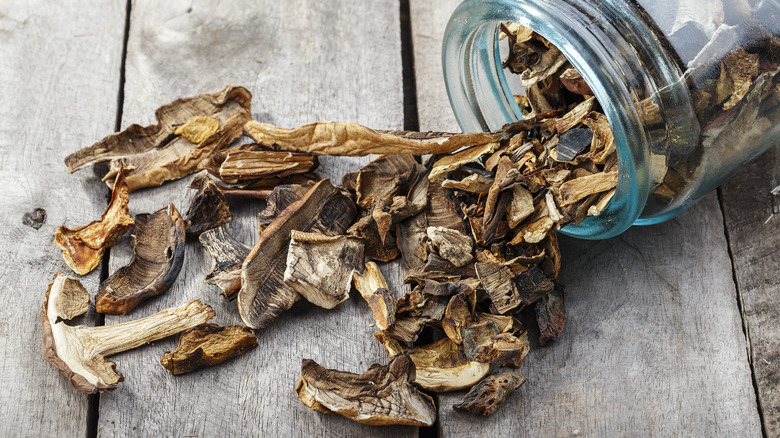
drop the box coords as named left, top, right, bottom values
left=41, top=273, right=216, bottom=393
left=95, top=204, right=186, bottom=314
left=199, top=224, right=250, bottom=300
left=454, top=371, right=527, bottom=416
left=352, top=261, right=396, bottom=330
left=54, top=172, right=134, bottom=275
left=185, top=174, right=232, bottom=237
left=160, top=324, right=258, bottom=375
left=295, top=354, right=437, bottom=426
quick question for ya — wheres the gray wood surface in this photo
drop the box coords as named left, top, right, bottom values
left=97, top=1, right=414, bottom=436
left=721, top=146, right=780, bottom=437
left=410, top=1, right=763, bottom=436
left=0, top=0, right=126, bottom=436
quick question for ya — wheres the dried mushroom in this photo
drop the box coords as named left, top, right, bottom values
left=426, top=226, right=474, bottom=268
left=199, top=224, right=251, bottom=300
left=54, top=172, right=134, bottom=275
left=65, top=85, right=252, bottom=191
left=353, top=262, right=396, bottom=330
left=295, top=354, right=437, bottom=426
left=185, top=174, right=232, bottom=237
left=342, top=154, right=423, bottom=209
left=217, top=150, right=316, bottom=183
left=96, top=204, right=186, bottom=314
left=42, top=273, right=215, bottom=393
left=238, top=180, right=356, bottom=329
left=535, top=285, right=566, bottom=346
left=283, top=231, right=364, bottom=309
left=453, top=371, right=527, bottom=416
left=160, top=323, right=258, bottom=375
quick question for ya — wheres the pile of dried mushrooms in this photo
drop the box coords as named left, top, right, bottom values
left=44, top=24, right=620, bottom=424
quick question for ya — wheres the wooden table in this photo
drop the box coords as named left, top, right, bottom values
left=2, top=1, right=777, bottom=436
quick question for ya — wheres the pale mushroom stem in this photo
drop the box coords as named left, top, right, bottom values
left=77, top=300, right=215, bottom=357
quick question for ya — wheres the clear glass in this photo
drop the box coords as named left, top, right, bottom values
left=443, top=0, right=780, bottom=239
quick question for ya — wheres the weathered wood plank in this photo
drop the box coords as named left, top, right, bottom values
left=410, top=1, right=762, bottom=436
left=0, top=0, right=126, bottom=436
left=96, top=1, right=414, bottom=436
left=721, top=145, right=780, bottom=436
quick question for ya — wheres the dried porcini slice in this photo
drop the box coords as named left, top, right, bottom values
left=199, top=224, right=251, bottom=300
left=96, top=204, right=186, bottom=314
left=442, top=290, right=476, bottom=345
left=453, top=371, right=527, bottom=416
left=283, top=231, right=364, bottom=309
left=474, top=262, right=522, bottom=314
left=238, top=180, right=356, bottom=329
left=353, top=261, right=396, bottom=330
left=295, top=354, right=437, bottom=426
left=65, top=85, right=252, bottom=191
left=185, top=174, right=232, bottom=237
left=54, top=172, right=134, bottom=275
left=342, top=154, right=424, bottom=209
left=160, top=323, right=258, bottom=375
left=256, top=182, right=314, bottom=232
left=245, top=119, right=499, bottom=156
left=462, top=322, right=530, bottom=367
left=218, top=150, right=316, bottom=183
left=42, top=273, right=215, bottom=393
left=535, top=285, right=566, bottom=346
left=426, top=226, right=474, bottom=268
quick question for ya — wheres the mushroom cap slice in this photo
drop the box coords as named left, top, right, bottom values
left=454, top=371, right=527, bottom=416
left=160, top=324, right=258, bottom=375
left=199, top=224, right=251, bottom=300
left=295, top=354, right=437, bottom=426
left=185, top=175, right=232, bottom=237
left=42, top=273, right=215, bottom=393
left=54, top=172, right=134, bottom=275
left=96, top=204, right=186, bottom=314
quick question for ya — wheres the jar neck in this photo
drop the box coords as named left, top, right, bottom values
left=443, top=0, right=698, bottom=239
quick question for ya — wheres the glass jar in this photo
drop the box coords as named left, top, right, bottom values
left=443, top=0, right=780, bottom=239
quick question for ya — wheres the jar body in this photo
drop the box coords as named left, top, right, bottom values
left=443, top=0, right=780, bottom=239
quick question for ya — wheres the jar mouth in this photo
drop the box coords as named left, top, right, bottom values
left=443, top=0, right=666, bottom=239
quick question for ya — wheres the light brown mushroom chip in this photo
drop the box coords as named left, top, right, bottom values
left=454, top=371, right=527, bottom=416
left=199, top=224, right=251, bottom=300
left=441, top=173, right=494, bottom=194
left=42, top=273, right=215, bottom=394
left=429, top=141, right=500, bottom=181
left=462, top=322, right=530, bottom=367
left=65, top=85, right=252, bottom=192
left=54, top=172, right=134, bottom=275
left=353, top=262, right=396, bottom=330
left=474, top=262, right=522, bottom=314
left=378, top=288, right=448, bottom=344
left=553, top=96, right=595, bottom=134
left=218, top=150, right=316, bottom=184
left=507, top=185, right=534, bottom=229
left=558, top=171, right=618, bottom=206
left=160, top=323, right=258, bottom=375
left=426, top=226, right=474, bottom=268
left=295, top=354, right=437, bottom=426
left=238, top=180, right=356, bottom=329
left=245, top=119, right=499, bottom=157
left=442, top=290, right=476, bottom=344
left=283, top=231, right=364, bottom=309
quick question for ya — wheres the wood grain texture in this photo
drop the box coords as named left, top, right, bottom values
left=720, top=145, right=780, bottom=436
left=410, top=1, right=762, bottom=436
left=97, top=1, right=413, bottom=436
left=0, top=0, right=126, bottom=435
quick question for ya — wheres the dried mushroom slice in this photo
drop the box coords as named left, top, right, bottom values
left=160, top=324, right=258, bottom=375
left=283, top=231, right=364, bottom=309
left=96, top=204, right=186, bottom=314
left=245, top=119, right=500, bottom=156
left=347, top=214, right=400, bottom=262
left=42, top=273, right=215, bottom=393
left=474, top=262, right=521, bottom=314
left=342, top=154, right=424, bottom=209
left=238, top=180, right=356, bottom=329
left=256, top=182, right=314, bottom=232
left=535, top=285, right=566, bottom=346
left=65, top=85, right=252, bottom=192
left=295, top=354, right=437, bottom=426
left=462, top=322, right=530, bottom=367
left=54, top=172, right=134, bottom=275
left=442, top=290, right=476, bottom=344
left=379, top=289, right=448, bottom=344
left=218, top=150, right=316, bottom=183
left=426, top=226, right=474, bottom=268
left=185, top=175, right=232, bottom=237
left=353, top=262, right=396, bottom=330
left=199, top=224, right=251, bottom=300
left=453, top=371, right=527, bottom=416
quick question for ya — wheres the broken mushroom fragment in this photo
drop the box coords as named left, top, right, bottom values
left=283, top=231, right=364, bottom=309
left=199, top=224, right=251, bottom=300
left=95, top=204, right=186, bottom=315
left=65, top=85, right=252, bottom=192
left=295, top=354, right=437, bottom=426
left=474, top=262, right=522, bottom=314
left=160, top=323, right=258, bottom=375
left=245, top=119, right=500, bottom=156
left=426, top=226, right=474, bottom=268
left=535, top=285, right=566, bottom=346
left=54, top=172, right=134, bottom=275
left=353, top=262, right=396, bottom=330
left=217, top=150, right=316, bottom=183
left=238, top=180, right=356, bottom=329
left=453, top=371, right=527, bottom=416
left=342, top=154, right=423, bottom=209
left=185, top=175, right=232, bottom=237
left=42, top=273, right=215, bottom=393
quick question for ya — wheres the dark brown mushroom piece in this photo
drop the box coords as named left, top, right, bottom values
left=347, top=213, right=400, bottom=262
left=353, top=262, right=396, bottom=330
left=342, top=154, right=424, bottom=209
left=256, top=182, right=315, bottom=233
left=396, top=172, right=430, bottom=271
left=42, top=273, right=215, bottom=393
left=453, top=371, right=527, bottom=416
left=160, top=323, right=258, bottom=375
left=462, top=322, right=530, bottom=367
left=442, top=290, right=476, bottom=344
left=514, top=264, right=555, bottom=306
left=96, top=204, right=186, bottom=314
left=377, top=288, right=448, bottom=344
left=199, top=224, right=251, bottom=300
left=474, top=261, right=522, bottom=314
left=65, top=85, right=252, bottom=192
left=283, top=231, right=364, bottom=309
left=54, top=172, right=134, bottom=275
left=295, top=354, right=437, bottom=426
left=238, top=180, right=356, bottom=329
left=185, top=174, right=232, bottom=237
left=404, top=253, right=478, bottom=284
left=535, top=285, right=566, bottom=346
